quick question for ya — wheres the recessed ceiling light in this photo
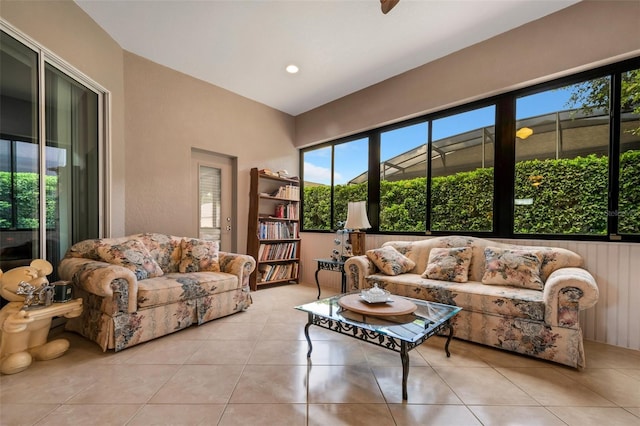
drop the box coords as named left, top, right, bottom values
left=286, top=64, right=299, bottom=74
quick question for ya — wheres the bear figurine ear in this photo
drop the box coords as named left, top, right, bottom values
left=30, top=259, right=53, bottom=276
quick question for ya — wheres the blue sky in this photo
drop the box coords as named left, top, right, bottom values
left=304, top=86, right=577, bottom=185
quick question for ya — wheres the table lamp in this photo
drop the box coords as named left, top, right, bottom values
left=344, top=201, right=371, bottom=256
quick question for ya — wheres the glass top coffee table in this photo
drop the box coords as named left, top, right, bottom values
left=295, top=292, right=461, bottom=400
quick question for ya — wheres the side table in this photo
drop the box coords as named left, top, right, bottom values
left=0, top=298, right=83, bottom=375
left=314, top=258, right=346, bottom=299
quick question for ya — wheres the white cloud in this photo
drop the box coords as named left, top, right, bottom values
left=304, top=162, right=341, bottom=185
left=309, top=146, right=331, bottom=158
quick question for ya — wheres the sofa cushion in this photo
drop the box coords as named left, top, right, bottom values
left=366, top=274, right=545, bottom=322
left=97, top=239, right=164, bottom=280
left=422, top=246, right=472, bottom=283
left=137, top=233, right=183, bottom=273
left=137, top=272, right=238, bottom=309
left=65, top=238, right=103, bottom=261
left=482, top=247, right=544, bottom=290
left=382, top=236, right=481, bottom=279
left=366, top=245, right=416, bottom=276
left=179, top=239, right=220, bottom=273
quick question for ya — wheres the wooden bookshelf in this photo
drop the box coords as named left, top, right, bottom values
left=247, top=168, right=301, bottom=290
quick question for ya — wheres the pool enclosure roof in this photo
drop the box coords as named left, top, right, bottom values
left=347, top=108, right=635, bottom=184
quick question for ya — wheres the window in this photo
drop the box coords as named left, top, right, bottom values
left=1, top=28, right=106, bottom=279
left=0, top=31, right=39, bottom=265
left=300, top=57, right=640, bottom=242
left=380, top=122, right=427, bottom=232
left=514, top=80, right=610, bottom=235
left=431, top=105, right=495, bottom=232
left=333, top=138, right=369, bottom=229
left=618, top=68, right=640, bottom=235
left=302, top=145, right=332, bottom=230
left=302, top=137, right=369, bottom=230
left=45, top=63, right=101, bottom=263
left=198, top=165, right=221, bottom=241
left=376, top=107, right=496, bottom=233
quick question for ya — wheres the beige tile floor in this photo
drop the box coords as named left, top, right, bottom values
left=1, top=283, right=639, bottom=425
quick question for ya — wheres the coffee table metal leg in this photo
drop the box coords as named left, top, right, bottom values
left=401, top=341, right=409, bottom=400
left=314, top=269, right=321, bottom=299
left=304, top=318, right=313, bottom=357
left=444, top=321, right=454, bottom=357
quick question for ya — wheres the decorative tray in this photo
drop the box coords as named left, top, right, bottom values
left=360, top=294, right=393, bottom=304
left=338, top=293, right=417, bottom=316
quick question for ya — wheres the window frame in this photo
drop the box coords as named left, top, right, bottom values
left=300, top=56, right=640, bottom=243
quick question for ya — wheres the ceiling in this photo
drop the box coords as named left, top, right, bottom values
left=75, top=0, right=580, bottom=116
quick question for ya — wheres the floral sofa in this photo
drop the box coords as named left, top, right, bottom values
left=58, top=233, right=255, bottom=351
left=344, top=236, right=599, bottom=368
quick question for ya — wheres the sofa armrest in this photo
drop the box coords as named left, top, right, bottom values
left=543, top=267, right=599, bottom=328
left=58, top=257, right=138, bottom=314
left=345, top=255, right=378, bottom=290
left=218, top=252, right=256, bottom=290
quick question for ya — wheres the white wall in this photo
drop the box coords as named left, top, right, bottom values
left=123, top=53, right=296, bottom=252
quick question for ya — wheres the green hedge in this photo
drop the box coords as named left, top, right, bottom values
left=432, top=167, right=494, bottom=232
left=380, top=178, right=427, bottom=232
left=514, top=155, right=608, bottom=234
left=3, top=150, right=638, bottom=235
left=619, top=149, right=640, bottom=233
left=303, top=150, right=640, bottom=235
left=0, top=172, right=58, bottom=229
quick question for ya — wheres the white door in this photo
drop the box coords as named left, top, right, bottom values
left=191, top=151, right=235, bottom=252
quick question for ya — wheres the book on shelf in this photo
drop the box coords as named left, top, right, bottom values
left=271, top=203, right=298, bottom=220
left=258, top=242, right=297, bottom=261
left=257, top=262, right=299, bottom=283
left=259, top=168, right=279, bottom=177
left=268, top=185, right=299, bottom=201
left=258, top=221, right=298, bottom=239
left=286, top=203, right=299, bottom=219
left=258, top=168, right=299, bottom=181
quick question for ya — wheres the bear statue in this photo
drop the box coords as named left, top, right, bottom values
left=0, top=260, right=82, bottom=375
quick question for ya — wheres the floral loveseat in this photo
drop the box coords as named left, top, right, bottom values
left=344, top=236, right=599, bottom=368
left=58, top=233, right=255, bottom=351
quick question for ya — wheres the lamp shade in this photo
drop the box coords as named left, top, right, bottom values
left=344, top=201, right=371, bottom=231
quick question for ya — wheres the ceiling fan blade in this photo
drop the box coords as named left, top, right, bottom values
left=380, top=0, right=400, bottom=14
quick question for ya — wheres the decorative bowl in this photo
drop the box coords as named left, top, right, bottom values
left=360, top=284, right=391, bottom=304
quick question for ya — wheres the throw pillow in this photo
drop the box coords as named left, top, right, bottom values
left=422, top=246, right=472, bottom=283
left=97, top=239, right=164, bottom=280
left=366, top=246, right=416, bottom=276
left=481, top=246, right=544, bottom=290
left=179, top=238, right=220, bottom=273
